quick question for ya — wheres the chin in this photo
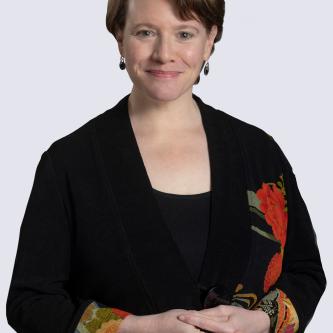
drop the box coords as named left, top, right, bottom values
left=142, top=84, right=192, bottom=103
left=147, top=90, right=181, bottom=102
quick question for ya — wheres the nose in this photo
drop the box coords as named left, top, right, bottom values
left=151, top=35, right=175, bottom=63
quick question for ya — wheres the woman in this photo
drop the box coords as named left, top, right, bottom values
left=6, top=0, right=326, bottom=333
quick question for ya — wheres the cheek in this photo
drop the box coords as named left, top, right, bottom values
left=182, top=48, right=204, bottom=67
left=124, top=42, right=151, bottom=65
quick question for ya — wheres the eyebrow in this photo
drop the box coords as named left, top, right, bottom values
left=132, top=23, right=200, bottom=33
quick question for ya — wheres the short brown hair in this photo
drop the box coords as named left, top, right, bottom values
left=106, top=0, right=225, bottom=84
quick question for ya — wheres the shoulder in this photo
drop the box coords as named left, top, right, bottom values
left=200, top=97, right=292, bottom=171
left=195, top=94, right=273, bottom=143
left=44, top=114, right=98, bottom=163
left=44, top=95, right=127, bottom=161
left=42, top=105, right=120, bottom=171
left=46, top=95, right=129, bottom=155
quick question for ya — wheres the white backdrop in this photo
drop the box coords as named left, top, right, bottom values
left=1, top=0, right=331, bottom=332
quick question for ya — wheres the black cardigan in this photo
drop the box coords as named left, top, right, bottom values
left=6, top=93, right=326, bottom=333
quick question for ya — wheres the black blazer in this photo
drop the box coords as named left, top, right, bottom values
left=6, top=93, right=326, bottom=333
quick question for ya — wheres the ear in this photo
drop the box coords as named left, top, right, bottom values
left=204, top=25, right=218, bottom=60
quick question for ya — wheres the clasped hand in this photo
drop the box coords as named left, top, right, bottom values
left=176, top=304, right=270, bottom=333
left=119, top=304, right=270, bottom=333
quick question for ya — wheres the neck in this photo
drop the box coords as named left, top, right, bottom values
left=128, top=87, right=201, bottom=135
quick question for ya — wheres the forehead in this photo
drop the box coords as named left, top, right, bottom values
left=126, top=0, right=202, bottom=28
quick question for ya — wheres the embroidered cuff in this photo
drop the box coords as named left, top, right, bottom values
left=254, top=288, right=299, bottom=333
left=75, top=301, right=132, bottom=333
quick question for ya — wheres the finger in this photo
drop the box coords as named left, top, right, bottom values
left=178, top=312, right=229, bottom=322
left=196, top=304, right=233, bottom=317
left=178, top=306, right=226, bottom=318
left=178, top=314, right=234, bottom=333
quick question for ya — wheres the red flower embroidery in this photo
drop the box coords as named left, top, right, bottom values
left=256, top=180, right=287, bottom=247
left=256, top=176, right=288, bottom=292
left=264, top=251, right=283, bottom=293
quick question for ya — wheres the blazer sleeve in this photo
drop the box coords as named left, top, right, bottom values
left=6, top=151, right=133, bottom=333
left=254, top=138, right=326, bottom=333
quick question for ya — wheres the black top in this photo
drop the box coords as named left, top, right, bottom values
left=152, top=187, right=212, bottom=283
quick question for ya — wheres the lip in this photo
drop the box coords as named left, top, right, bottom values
left=146, top=70, right=181, bottom=78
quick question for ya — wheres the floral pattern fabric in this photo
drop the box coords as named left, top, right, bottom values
left=245, top=175, right=299, bottom=332
left=255, top=288, right=299, bottom=333
left=75, top=302, right=132, bottom=333
left=256, top=174, right=287, bottom=292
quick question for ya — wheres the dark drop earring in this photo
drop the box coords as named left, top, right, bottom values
left=119, top=56, right=126, bottom=70
left=204, top=61, right=209, bottom=76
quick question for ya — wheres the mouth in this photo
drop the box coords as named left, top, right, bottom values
left=146, top=70, right=181, bottom=79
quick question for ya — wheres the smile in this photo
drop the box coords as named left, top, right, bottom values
left=146, top=70, right=181, bottom=79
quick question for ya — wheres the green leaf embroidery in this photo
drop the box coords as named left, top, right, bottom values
left=251, top=225, right=280, bottom=244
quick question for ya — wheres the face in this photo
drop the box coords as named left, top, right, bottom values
left=116, top=0, right=218, bottom=102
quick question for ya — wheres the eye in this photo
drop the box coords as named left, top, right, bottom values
left=178, top=31, right=194, bottom=40
left=136, top=30, right=155, bottom=37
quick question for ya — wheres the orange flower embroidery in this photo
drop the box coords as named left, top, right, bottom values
left=256, top=175, right=288, bottom=292
left=256, top=177, right=287, bottom=247
left=264, top=251, right=283, bottom=293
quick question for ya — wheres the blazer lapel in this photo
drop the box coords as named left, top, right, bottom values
left=193, top=94, right=252, bottom=301
left=93, top=93, right=252, bottom=312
